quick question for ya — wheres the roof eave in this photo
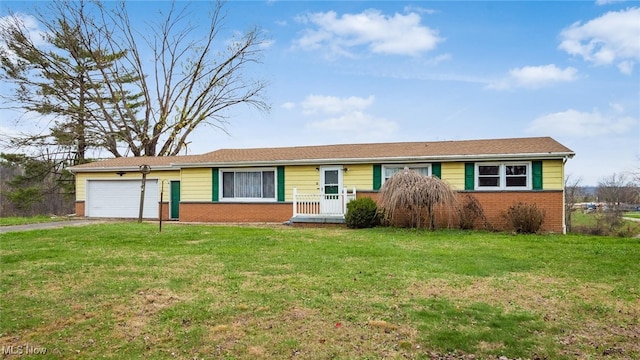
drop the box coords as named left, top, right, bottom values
left=67, top=165, right=176, bottom=173
left=173, top=151, right=575, bottom=168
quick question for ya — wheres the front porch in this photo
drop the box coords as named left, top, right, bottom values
left=290, top=187, right=356, bottom=225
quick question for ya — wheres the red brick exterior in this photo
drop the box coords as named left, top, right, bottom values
left=180, top=202, right=292, bottom=223
left=75, top=201, right=85, bottom=217
left=466, top=191, right=564, bottom=233
left=159, top=202, right=170, bottom=221
left=177, top=190, right=564, bottom=232
left=357, top=190, right=565, bottom=233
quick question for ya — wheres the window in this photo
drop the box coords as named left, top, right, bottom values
left=476, top=163, right=530, bottom=190
left=221, top=169, right=276, bottom=200
left=383, top=165, right=430, bottom=183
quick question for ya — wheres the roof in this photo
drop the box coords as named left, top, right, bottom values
left=67, top=136, right=575, bottom=172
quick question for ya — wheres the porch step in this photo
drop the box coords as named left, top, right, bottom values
left=288, top=215, right=345, bottom=225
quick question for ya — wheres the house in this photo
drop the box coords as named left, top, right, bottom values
left=67, top=136, right=575, bottom=233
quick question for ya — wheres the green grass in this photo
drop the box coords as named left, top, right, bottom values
left=1, top=223, right=639, bottom=359
left=624, top=212, right=640, bottom=219
left=0, top=215, right=72, bottom=226
left=571, top=211, right=640, bottom=236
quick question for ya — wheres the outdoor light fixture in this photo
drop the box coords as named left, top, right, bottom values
left=138, top=164, right=151, bottom=223
left=116, top=171, right=126, bottom=176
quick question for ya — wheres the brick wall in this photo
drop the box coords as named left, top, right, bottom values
left=75, top=201, right=85, bottom=217
left=180, top=202, right=292, bottom=223
left=357, top=190, right=565, bottom=233
left=159, top=202, right=170, bottom=221
left=468, top=191, right=564, bottom=233
left=177, top=190, right=564, bottom=232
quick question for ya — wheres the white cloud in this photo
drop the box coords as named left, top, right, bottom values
left=299, top=94, right=397, bottom=139
left=617, top=60, right=635, bottom=74
left=281, top=102, right=296, bottom=110
left=526, top=108, right=637, bottom=137
left=301, top=94, right=375, bottom=115
left=307, top=111, right=398, bottom=135
left=403, top=6, right=438, bottom=15
left=595, top=0, right=625, bottom=5
left=424, top=53, right=452, bottom=66
left=0, top=13, right=47, bottom=46
left=294, top=9, right=442, bottom=57
left=559, top=7, right=640, bottom=74
left=487, top=64, right=579, bottom=90
left=0, top=13, right=49, bottom=63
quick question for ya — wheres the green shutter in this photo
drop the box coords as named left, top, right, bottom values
left=277, top=166, right=285, bottom=202
left=532, top=161, right=543, bottom=190
left=464, top=163, right=475, bottom=190
left=373, top=164, right=382, bottom=190
left=432, top=162, right=441, bottom=178
left=212, top=168, right=219, bottom=202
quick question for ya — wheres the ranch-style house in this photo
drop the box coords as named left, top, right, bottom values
left=67, top=136, right=575, bottom=233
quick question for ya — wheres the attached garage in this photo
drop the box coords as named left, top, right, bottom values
left=86, top=179, right=159, bottom=218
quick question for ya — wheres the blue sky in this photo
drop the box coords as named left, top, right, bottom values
left=1, top=1, right=639, bottom=186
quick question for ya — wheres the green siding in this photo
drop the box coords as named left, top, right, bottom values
left=212, top=168, right=219, bottom=202
left=464, top=163, right=475, bottom=190
left=532, top=161, right=543, bottom=190
left=432, top=162, right=441, bottom=178
left=373, top=164, right=382, bottom=190
left=277, top=166, right=285, bottom=202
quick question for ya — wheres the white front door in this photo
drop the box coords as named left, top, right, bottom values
left=320, top=166, right=343, bottom=215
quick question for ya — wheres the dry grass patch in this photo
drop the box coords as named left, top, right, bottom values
left=111, top=288, right=185, bottom=341
left=201, top=305, right=421, bottom=359
left=409, top=274, right=640, bottom=358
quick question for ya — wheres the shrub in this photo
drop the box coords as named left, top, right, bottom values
left=503, top=202, right=545, bottom=234
left=458, top=194, right=487, bottom=230
left=377, top=169, right=457, bottom=230
left=345, top=197, right=378, bottom=229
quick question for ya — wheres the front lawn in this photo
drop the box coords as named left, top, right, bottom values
left=1, top=223, right=638, bottom=359
left=0, top=215, right=72, bottom=226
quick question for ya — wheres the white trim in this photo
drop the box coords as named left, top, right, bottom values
left=218, top=167, right=278, bottom=202
left=320, top=165, right=344, bottom=194
left=475, top=162, right=531, bottom=191
left=319, top=166, right=344, bottom=215
left=382, top=164, right=431, bottom=185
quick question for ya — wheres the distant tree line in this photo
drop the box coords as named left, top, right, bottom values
left=565, top=173, right=640, bottom=235
left=0, top=153, right=74, bottom=216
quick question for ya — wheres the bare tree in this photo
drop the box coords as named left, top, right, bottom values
left=564, top=175, right=582, bottom=233
left=597, top=173, right=638, bottom=231
left=378, top=168, right=458, bottom=230
left=0, top=0, right=269, bottom=158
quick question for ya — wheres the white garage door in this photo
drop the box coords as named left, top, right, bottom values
left=86, top=179, right=159, bottom=218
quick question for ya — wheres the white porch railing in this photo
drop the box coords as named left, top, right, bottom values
left=292, top=187, right=357, bottom=217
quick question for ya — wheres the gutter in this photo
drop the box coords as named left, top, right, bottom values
left=173, top=152, right=576, bottom=168
left=67, top=165, right=176, bottom=174
left=67, top=151, right=575, bottom=172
